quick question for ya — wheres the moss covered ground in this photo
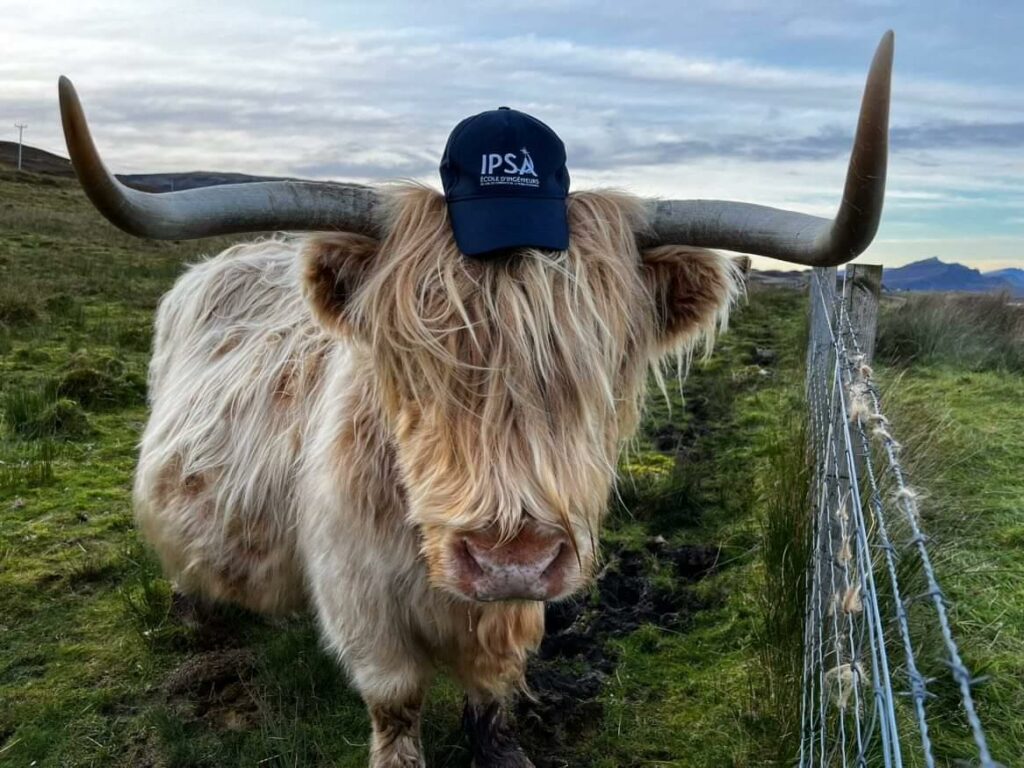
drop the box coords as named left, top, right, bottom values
left=1, top=168, right=1020, bottom=766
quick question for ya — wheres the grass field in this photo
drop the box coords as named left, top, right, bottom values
left=874, top=296, right=1024, bottom=764
left=1, top=166, right=1021, bottom=766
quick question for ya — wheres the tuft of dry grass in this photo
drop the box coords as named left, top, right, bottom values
left=876, top=292, right=1024, bottom=371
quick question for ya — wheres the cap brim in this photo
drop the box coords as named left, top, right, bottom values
left=448, top=197, right=569, bottom=258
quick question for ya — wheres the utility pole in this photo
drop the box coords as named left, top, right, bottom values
left=14, top=123, right=27, bottom=171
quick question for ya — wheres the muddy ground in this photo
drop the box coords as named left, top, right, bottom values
left=518, top=541, right=720, bottom=767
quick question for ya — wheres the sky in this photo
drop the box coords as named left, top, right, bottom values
left=2, top=0, right=1024, bottom=271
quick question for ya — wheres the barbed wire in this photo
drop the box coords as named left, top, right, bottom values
left=798, top=267, right=1000, bottom=768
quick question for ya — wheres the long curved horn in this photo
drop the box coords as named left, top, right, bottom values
left=58, top=76, right=383, bottom=240
left=647, top=30, right=894, bottom=267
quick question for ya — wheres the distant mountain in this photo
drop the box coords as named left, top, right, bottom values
left=884, top=257, right=994, bottom=292
left=882, top=257, right=1023, bottom=297
left=985, top=267, right=1024, bottom=294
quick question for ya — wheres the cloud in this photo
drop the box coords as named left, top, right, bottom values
left=1, top=0, right=1023, bottom=267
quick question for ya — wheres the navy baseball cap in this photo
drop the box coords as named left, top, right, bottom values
left=440, top=107, right=570, bottom=258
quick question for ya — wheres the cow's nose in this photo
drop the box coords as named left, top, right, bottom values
left=454, top=520, right=574, bottom=601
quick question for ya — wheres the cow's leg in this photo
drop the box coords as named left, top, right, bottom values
left=329, top=644, right=431, bottom=768
left=462, top=696, right=535, bottom=768
left=368, top=695, right=427, bottom=768
left=306, top=574, right=432, bottom=766
left=303, top=553, right=432, bottom=766
left=333, top=636, right=432, bottom=768
left=451, top=604, right=542, bottom=767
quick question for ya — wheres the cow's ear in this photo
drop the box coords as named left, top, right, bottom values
left=640, top=245, right=742, bottom=353
left=302, top=232, right=380, bottom=337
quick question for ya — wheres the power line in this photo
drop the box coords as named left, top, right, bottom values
left=14, top=123, right=28, bottom=171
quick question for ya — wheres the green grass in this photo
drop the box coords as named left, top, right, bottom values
left=1, top=167, right=1020, bottom=766
left=867, top=291, right=1022, bottom=765
left=587, top=284, right=812, bottom=767
left=873, top=366, right=1024, bottom=765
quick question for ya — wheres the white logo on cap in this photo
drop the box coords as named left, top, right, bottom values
left=479, top=147, right=540, bottom=187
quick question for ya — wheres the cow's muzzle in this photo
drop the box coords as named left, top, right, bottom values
left=451, top=519, right=577, bottom=602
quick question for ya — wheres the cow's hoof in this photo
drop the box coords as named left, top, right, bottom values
left=471, top=753, right=534, bottom=768
left=170, top=590, right=206, bottom=629
left=371, top=757, right=424, bottom=768
left=463, top=699, right=535, bottom=768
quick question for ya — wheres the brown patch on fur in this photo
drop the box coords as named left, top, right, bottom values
left=273, top=361, right=298, bottom=407
left=152, top=457, right=216, bottom=511
left=221, top=518, right=278, bottom=605
left=152, top=454, right=215, bottom=498
left=182, top=472, right=207, bottom=497
left=330, top=372, right=408, bottom=536
left=301, top=232, right=380, bottom=337
left=152, top=455, right=184, bottom=510
left=212, top=334, right=242, bottom=359
left=304, top=347, right=327, bottom=388
left=641, top=245, right=739, bottom=352
left=206, top=520, right=278, bottom=607
left=274, top=347, right=330, bottom=410
left=224, top=514, right=271, bottom=559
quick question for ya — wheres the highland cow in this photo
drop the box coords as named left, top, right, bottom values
left=57, top=31, right=892, bottom=768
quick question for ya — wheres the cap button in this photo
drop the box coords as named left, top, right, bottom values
left=498, top=106, right=510, bottom=110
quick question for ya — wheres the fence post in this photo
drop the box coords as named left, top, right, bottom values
left=806, top=268, right=837, bottom=394
left=842, top=264, right=883, bottom=364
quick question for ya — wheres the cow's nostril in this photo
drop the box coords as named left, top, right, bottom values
left=463, top=532, right=565, bottom=572
left=540, top=542, right=566, bottom=579
left=459, top=538, right=486, bottom=577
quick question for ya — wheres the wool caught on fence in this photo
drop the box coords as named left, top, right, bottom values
left=799, top=267, right=1000, bottom=768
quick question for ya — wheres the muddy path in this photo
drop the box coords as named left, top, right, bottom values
left=517, top=541, right=720, bottom=767
left=515, top=333, right=777, bottom=765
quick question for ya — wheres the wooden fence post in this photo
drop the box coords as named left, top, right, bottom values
left=806, top=267, right=837, bottom=393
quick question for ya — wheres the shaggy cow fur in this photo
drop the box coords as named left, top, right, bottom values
left=134, top=184, right=741, bottom=767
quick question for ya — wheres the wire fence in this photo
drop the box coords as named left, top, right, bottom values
left=799, top=266, right=1001, bottom=768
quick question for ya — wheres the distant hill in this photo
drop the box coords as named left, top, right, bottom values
left=0, top=141, right=74, bottom=176
left=0, top=141, right=285, bottom=191
left=985, top=267, right=1024, bottom=294
left=747, top=269, right=808, bottom=290
left=883, top=257, right=1023, bottom=296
